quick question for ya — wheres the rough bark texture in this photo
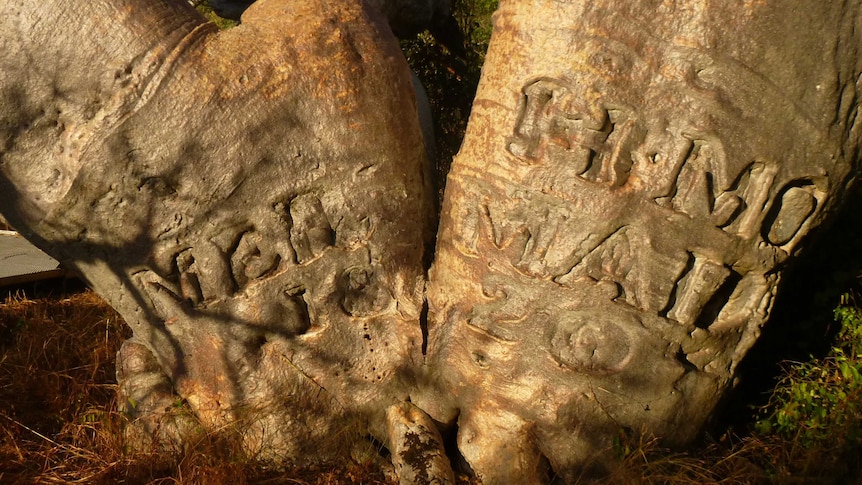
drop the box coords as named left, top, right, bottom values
left=422, top=1, right=862, bottom=482
left=2, top=0, right=436, bottom=467
left=2, top=0, right=862, bottom=483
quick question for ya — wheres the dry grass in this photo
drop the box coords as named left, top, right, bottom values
left=598, top=413, right=862, bottom=484
left=0, top=288, right=393, bottom=485
left=2, top=287, right=861, bottom=484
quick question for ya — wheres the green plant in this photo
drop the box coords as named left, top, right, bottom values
left=193, top=2, right=238, bottom=30
left=400, top=0, right=500, bottom=199
left=756, top=293, right=862, bottom=450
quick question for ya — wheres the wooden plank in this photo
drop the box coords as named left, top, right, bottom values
left=0, top=231, right=69, bottom=286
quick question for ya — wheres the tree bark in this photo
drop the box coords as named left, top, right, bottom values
left=422, top=1, right=862, bottom=480
left=3, top=0, right=436, bottom=467
left=2, top=0, right=862, bottom=483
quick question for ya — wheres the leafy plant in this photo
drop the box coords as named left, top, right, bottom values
left=400, top=0, right=500, bottom=198
left=193, top=1, right=239, bottom=30
left=755, top=293, right=862, bottom=451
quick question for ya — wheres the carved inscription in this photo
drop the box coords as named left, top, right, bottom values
left=554, top=227, right=687, bottom=313
left=289, top=194, right=335, bottom=264
left=547, top=310, right=635, bottom=375
left=133, top=190, right=399, bottom=334
left=668, top=141, right=743, bottom=227
left=723, top=163, right=772, bottom=238
left=472, top=196, right=744, bottom=328
left=666, top=254, right=733, bottom=327
left=230, top=230, right=283, bottom=288
left=764, top=184, right=817, bottom=246
left=479, top=76, right=830, bottom=337
left=341, top=266, right=392, bottom=317
left=506, top=77, right=820, bottom=247
left=508, top=78, right=634, bottom=186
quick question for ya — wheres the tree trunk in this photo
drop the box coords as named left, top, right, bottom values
left=3, top=0, right=438, bottom=469
left=2, top=0, right=861, bottom=483
left=421, top=1, right=862, bottom=480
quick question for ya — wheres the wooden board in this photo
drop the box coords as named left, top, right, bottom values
left=0, top=231, right=68, bottom=286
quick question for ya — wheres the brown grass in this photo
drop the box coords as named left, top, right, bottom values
left=2, top=288, right=861, bottom=484
left=597, top=425, right=862, bottom=485
left=0, top=289, right=395, bottom=484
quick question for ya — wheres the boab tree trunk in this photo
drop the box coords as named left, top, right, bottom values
left=1, top=0, right=441, bottom=473
left=421, top=1, right=862, bottom=481
left=1, top=0, right=861, bottom=483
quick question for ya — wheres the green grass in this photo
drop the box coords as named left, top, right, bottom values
left=400, top=0, right=499, bottom=200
